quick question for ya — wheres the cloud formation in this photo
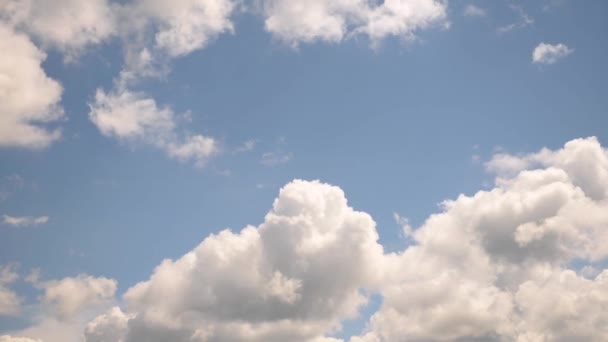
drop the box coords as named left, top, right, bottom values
left=85, top=179, right=385, bottom=341
left=2, top=215, right=48, bottom=227
left=79, top=136, right=608, bottom=342
left=0, top=24, right=63, bottom=149
left=259, top=0, right=447, bottom=47
left=356, top=137, right=608, bottom=341
left=532, top=42, right=574, bottom=64
left=0, top=265, right=20, bottom=316
left=89, top=87, right=218, bottom=166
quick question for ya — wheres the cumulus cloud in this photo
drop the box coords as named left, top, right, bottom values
left=2, top=215, right=48, bottom=227
left=259, top=0, right=447, bottom=47
left=89, top=87, right=218, bottom=166
left=29, top=274, right=117, bottom=321
left=0, top=264, right=20, bottom=316
left=85, top=179, right=385, bottom=341
left=355, top=136, right=608, bottom=341
left=1, top=272, right=118, bottom=342
left=0, top=23, right=64, bottom=149
left=532, top=42, right=574, bottom=64
left=0, top=0, right=116, bottom=58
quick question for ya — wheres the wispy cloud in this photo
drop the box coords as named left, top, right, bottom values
left=260, top=152, right=293, bottom=167
left=498, top=5, right=534, bottom=33
left=2, top=214, right=49, bottom=227
left=463, top=4, right=486, bottom=17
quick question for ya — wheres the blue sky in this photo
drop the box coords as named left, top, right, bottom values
left=1, top=1, right=608, bottom=341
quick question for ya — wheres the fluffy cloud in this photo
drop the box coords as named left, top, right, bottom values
left=30, top=274, right=117, bottom=321
left=89, top=87, right=218, bottom=166
left=0, top=265, right=20, bottom=316
left=1, top=273, right=117, bottom=342
left=0, top=0, right=116, bottom=57
left=355, top=136, right=608, bottom=341
left=532, top=42, right=574, bottom=64
left=85, top=179, right=385, bottom=341
left=2, top=215, right=48, bottom=227
left=0, top=23, right=63, bottom=149
left=259, top=0, right=447, bottom=46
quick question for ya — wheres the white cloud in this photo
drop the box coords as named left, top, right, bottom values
left=532, top=42, right=573, bottom=64
left=259, top=0, right=447, bottom=47
left=0, top=264, right=20, bottom=316
left=463, top=4, right=486, bottom=17
left=2, top=138, right=606, bottom=341
left=0, top=23, right=64, bottom=149
left=115, top=0, right=236, bottom=79
left=354, top=136, right=608, bottom=341
left=89, top=87, right=218, bottom=166
left=2, top=273, right=118, bottom=342
left=30, top=274, right=117, bottom=321
left=2, top=215, right=48, bottom=227
left=1, top=0, right=116, bottom=58
left=86, top=179, right=385, bottom=341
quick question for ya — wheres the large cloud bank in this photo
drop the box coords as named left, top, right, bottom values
left=62, top=136, right=608, bottom=341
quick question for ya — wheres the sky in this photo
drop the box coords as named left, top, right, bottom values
left=1, top=0, right=608, bottom=341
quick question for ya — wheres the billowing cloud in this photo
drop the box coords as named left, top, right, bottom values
left=0, top=23, right=63, bottom=149
left=259, top=0, right=447, bottom=47
left=1, top=0, right=116, bottom=58
left=0, top=264, right=20, bottom=316
left=29, top=274, right=117, bottom=321
left=532, top=42, right=574, bottom=64
left=354, top=136, right=608, bottom=341
left=2, top=215, right=48, bottom=227
left=89, top=87, right=218, bottom=166
left=85, top=179, right=385, bottom=341
left=2, top=272, right=118, bottom=342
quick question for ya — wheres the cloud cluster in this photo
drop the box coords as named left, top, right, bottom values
left=85, top=137, right=608, bottom=342
left=85, top=179, right=385, bottom=341
left=0, top=272, right=117, bottom=342
left=532, top=42, right=574, bottom=64
left=259, top=0, right=447, bottom=47
left=357, top=137, right=608, bottom=341
left=2, top=137, right=608, bottom=341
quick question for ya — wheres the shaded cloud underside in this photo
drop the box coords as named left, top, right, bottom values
left=2, top=137, right=608, bottom=341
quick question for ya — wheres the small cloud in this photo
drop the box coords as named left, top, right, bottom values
left=2, top=215, right=49, bottom=227
left=260, top=152, right=293, bottom=167
left=498, top=5, right=533, bottom=33
left=532, top=42, right=573, bottom=64
left=464, top=4, right=486, bottom=17
left=393, top=213, right=414, bottom=238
